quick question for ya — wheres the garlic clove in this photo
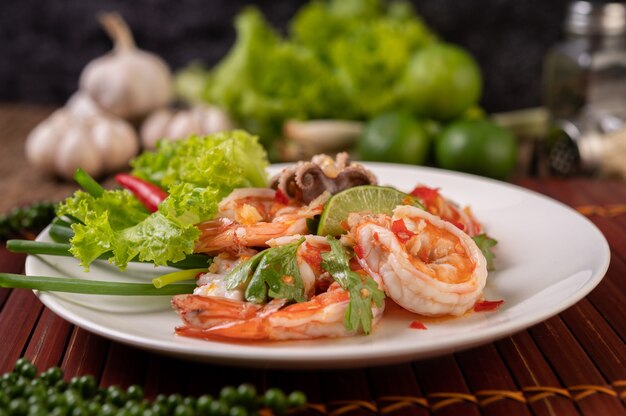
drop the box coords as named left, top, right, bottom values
left=140, top=108, right=175, bottom=149
left=54, top=122, right=104, bottom=180
left=66, top=92, right=104, bottom=118
left=91, top=117, right=139, bottom=171
left=25, top=110, right=69, bottom=174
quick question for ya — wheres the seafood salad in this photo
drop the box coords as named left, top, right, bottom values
left=44, top=132, right=499, bottom=343
left=171, top=153, right=497, bottom=342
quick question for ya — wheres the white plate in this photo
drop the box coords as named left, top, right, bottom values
left=26, top=164, right=610, bottom=369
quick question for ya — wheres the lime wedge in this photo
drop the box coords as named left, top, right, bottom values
left=317, top=185, right=422, bottom=236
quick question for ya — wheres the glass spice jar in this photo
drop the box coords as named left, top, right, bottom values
left=542, top=1, right=626, bottom=177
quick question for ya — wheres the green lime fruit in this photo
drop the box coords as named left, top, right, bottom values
left=402, top=43, right=482, bottom=120
left=358, top=111, right=431, bottom=165
left=435, top=118, right=518, bottom=179
left=317, top=185, right=420, bottom=236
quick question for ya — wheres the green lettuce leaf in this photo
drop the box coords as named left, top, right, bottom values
left=57, top=190, right=199, bottom=271
left=59, top=130, right=269, bottom=271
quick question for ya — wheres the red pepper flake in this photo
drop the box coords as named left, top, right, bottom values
left=453, top=221, right=466, bottom=231
left=409, top=320, right=427, bottom=330
left=274, top=189, right=289, bottom=205
left=340, top=220, right=350, bottom=231
left=195, top=272, right=204, bottom=279
left=410, top=186, right=440, bottom=205
left=391, top=219, right=415, bottom=243
left=301, top=242, right=324, bottom=275
left=373, top=232, right=380, bottom=242
left=474, top=300, right=504, bottom=312
left=353, top=244, right=365, bottom=259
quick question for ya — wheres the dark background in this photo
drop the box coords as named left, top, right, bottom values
left=0, top=0, right=572, bottom=113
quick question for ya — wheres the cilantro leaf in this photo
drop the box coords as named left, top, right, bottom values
left=472, top=233, right=498, bottom=270
left=321, top=236, right=385, bottom=334
left=223, top=238, right=306, bottom=304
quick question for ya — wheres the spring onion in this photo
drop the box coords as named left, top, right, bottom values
left=152, top=268, right=206, bottom=288
left=0, top=273, right=195, bottom=295
left=6, top=240, right=211, bottom=270
left=73, top=168, right=104, bottom=197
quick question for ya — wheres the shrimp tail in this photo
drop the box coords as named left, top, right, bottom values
left=171, top=294, right=261, bottom=329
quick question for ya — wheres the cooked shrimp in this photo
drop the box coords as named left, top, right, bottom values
left=194, top=253, right=253, bottom=300
left=410, top=185, right=482, bottom=236
left=194, top=189, right=329, bottom=255
left=350, top=205, right=487, bottom=316
left=173, top=283, right=384, bottom=341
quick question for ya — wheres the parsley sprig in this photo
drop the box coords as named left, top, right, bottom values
left=321, top=236, right=385, bottom=334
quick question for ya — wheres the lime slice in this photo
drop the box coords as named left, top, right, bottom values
left=317, top=185, right=422, bottom=236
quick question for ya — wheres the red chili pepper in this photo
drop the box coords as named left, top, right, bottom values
left=274, top=188, right=289, bottom=205
left=115, top=174, right=168, bottom=213
left=353, top=243, right=365, bottom=259
left=409, top=320, right=427, bottom=330
left=474, top=300, right=504, bottom=312
left=391, top=219, right=415, bottom=243
left=410, top=185, right=440, bottom=205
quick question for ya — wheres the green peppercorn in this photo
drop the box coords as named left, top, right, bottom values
left=99, top=403, right=117, bottom=416
left=104, top=386, right=125, bottom=407
left=13, top=359, right=37, bottom=380
left=8, top=398, right=28, bottom=416
left=86, top=401, right=101, bottom=415
left=27, top=403, right=47, bottom=416
left=287, top=391, right=307, bottom=408
left=149, top=403, right=166, bottom=416
left=126, top=385, right=144, bottom=402
left=173, top=404, right=194, bottom=416
left=40, top=368, right=63, bottom=386
left=49, top=406, right=68, bottom=416
left=228, top=405, right=248, bottom=416
left=70, top=406, right=88, bottom=416
left=264, top=388, right=287, bottom=415
left=208, top=401, right=229, bottom=416
left=195, top=394, right=213, bottom=414
left=235, top=384, right=256, bottom=406
left=218, top=386, right=237, bottom=407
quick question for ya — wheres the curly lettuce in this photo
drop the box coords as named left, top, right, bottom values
left=58, top=130, right=269, bottom=271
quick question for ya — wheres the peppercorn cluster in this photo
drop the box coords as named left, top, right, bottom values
left=0, top=358, right=307, bottom=416
left=0, top=201, right=57, bottom=240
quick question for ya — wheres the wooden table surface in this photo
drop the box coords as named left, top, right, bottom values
left=1, top=104, right=625, bottom=415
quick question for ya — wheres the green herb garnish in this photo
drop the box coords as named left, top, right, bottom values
left=321, top=236, right=385, bottom=334
left=472, top=233, right=498, bottom=270
left=224, top=238, right=306, bottom=304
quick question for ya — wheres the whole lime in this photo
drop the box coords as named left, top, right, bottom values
left=402, top=43, right=482, bottom=120
left=358, top=111, right=431, bottom=165
left=435, top=119, right=517, bottom=179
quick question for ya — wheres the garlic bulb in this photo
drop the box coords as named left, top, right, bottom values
left=80, top=13, right=173, bottom=120
left=140, top=105, right=234, bottom=149
left=25, top=109, right=139, bottom=180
